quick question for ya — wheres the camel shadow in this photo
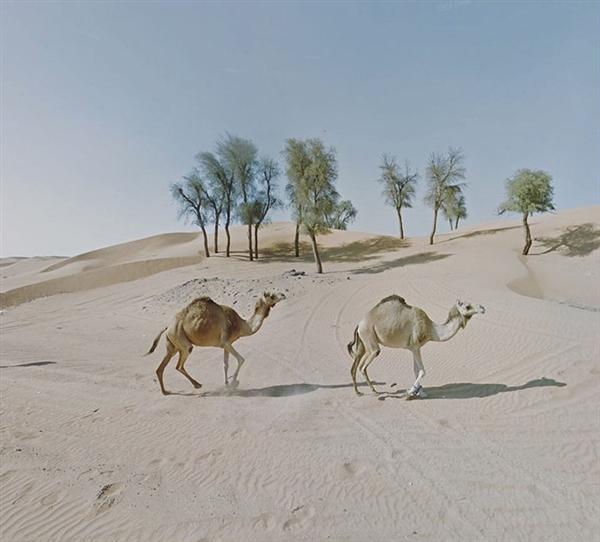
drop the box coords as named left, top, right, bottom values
left=378, top=377, right=566, bottom=400
left=0, top=361, right=57, bottom=369
left=352, top=252, right=450, bottom=275
left=533, top=223, right=600, bottom=257
left=197, top=381, right=385, bottom=398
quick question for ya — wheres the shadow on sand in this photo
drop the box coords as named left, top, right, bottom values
left=438, top=224, right=522, bottom=243
left=533, top=223, right=600, bottom=257
left=258, top=236, right=409, bottom=265
left=167, top=381, right=385, bottom=398
left=352, top=251, right=450, bottom=274
left=378, top=377, right=566, bottom=401
left=0, top=361, right=57, bottom=369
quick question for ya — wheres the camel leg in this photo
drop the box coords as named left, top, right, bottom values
left=175, top=346, right=202, bottom=389
left=351, top=350, right=367, bottom=396
left=224, top=343, right=245, bottom=386
left=350, top=336, right=366, bottom=395
left=156, top=340, right=177, bottom=395
left=407, top=348, right=427, bottom=398
left=361, top=351, right=382, bottom=394
left=223, top=350, right=230, bottom=385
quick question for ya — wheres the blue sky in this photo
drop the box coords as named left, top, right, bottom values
left=1, top=1, right=598, bottom=256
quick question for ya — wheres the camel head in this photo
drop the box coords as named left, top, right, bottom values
left=455, top=300, right=486, bottom=325
left=258, top=291, right=286, bottom=311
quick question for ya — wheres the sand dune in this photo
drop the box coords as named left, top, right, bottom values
left=1, top=207, right=599, bottom=541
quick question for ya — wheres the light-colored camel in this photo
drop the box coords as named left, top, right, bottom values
left=347, top=295, right=485, bottom=398
left=146, top=291, right=286, bottom=395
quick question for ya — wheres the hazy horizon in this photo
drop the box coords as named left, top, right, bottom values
left=2, top=1, right=599, bottom=257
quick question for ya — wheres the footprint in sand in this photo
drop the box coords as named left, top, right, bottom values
left=252, top=512, right=277, bottom=532
left=94, top=482, right=123, bottom=514
left=339, top=461, right=365, bottom=479
left=282, top=505, right=315, bottom=532
left=40, top=491, right=59, bottom=506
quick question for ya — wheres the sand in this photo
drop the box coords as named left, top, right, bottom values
left=1, top=207, right=599, bottom=541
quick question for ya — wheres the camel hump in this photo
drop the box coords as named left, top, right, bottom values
left=377, top=294, right=407, bottom=306
left=177, top=296, right=221, bottom=318
left=191, top=296, right=218, bottom=306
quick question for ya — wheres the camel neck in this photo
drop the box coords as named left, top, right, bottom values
left=243, top=303, right=271, bottom=336
left=431, top=307, right=465, bottom=342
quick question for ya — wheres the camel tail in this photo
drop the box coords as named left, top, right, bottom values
left=347, top=326, right=359, bottom=357
left=145, top=327, right=167, bottom=356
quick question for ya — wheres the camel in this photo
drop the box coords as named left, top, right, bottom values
left=145, top=291, right=286, bottom=395
left=347, top=295, right=485, bottom=398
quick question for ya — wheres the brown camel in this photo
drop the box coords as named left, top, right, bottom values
left=145, top=291, right=285, bottom=395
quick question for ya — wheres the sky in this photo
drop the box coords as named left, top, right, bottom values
left=1, top=1, right=599, bottom=257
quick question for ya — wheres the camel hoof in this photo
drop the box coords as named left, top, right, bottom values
left=161, top=390, right=171, bottom=396
left=192, top=383, right=202, bottom=389
left=406, top=388, right=427, bottom=400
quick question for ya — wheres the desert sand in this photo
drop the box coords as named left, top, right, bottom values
left=1, top=207, right=599, bottom=541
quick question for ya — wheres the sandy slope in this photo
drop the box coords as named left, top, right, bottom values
left=1, top=208, right=599, bottom=541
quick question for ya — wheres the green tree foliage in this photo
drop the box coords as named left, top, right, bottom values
left=217, top=134, right=258, bottom=260
left=377, top=155, right=418, bottom=239
left=196, top=149, right=236, bottom=257
left=251, top=157, right=282, bottom=259
left=325, top=200, right=357, bottom=230
left=441, top=191, right=467, bottom=230
left=424, top=148, right=466, bottom=244
left=193, top=156, right=225, bottom=254
left=499, top=169, right=555, bottom=255
left=283, top=139, right=312, bottom=257
left=300, top=139, right=338, bottom=273
left=284, top=138, right=353, bottom=273
left=171, top=171, right=211, bottom=257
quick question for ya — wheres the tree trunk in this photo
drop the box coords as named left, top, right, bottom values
left=309, top=232, right=323, bottom=274
left=213, top=213, right=220, bottom=253
left=254, top=223, right=260, bottom=260
left=200, top=225, right=210, bottom=258
left=522, top=212, right=532, bottom=255
left=294, top=222, right=300, bottom=257
left=448, top=218, right=453, bottom=231
left=396, top=207, right=404, bottom=239
left=455, top=216, right=459, bottom=230
left=429, top=207, right=438, bottom=245
left=247, top=224, right=253, bottom=261
left=225, top=214, right=231, bottom=257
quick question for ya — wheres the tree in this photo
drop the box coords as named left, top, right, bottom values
left=441, top=190, right=467, bottom=231
left=196, top=161, right=225, bottom=254
left=325, top=200, right=357, bottom=230
left=453, top=193, right=467, bottom=229
left=252, top=157, right=282, bottom=259
left=283, top=139, right=312, bottom=257
left=196, top=148, right=236, bottom=257
left=296, top=138, right=342, bottom=274
left=498, top=169, right=555, bottom=255
left=171, top=171, right=211, bottom=257
left=218, top=134, right=258, bottom=261
left=377, top=155, right=418, bottom=239
left=424, top=148, right=466, bottom=244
